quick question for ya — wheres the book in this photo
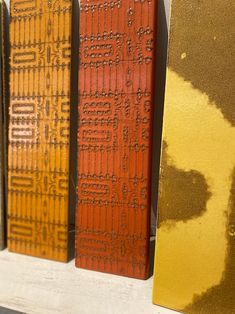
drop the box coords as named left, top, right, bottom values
left=153, top=0, right=235, bottom=312
left=8, top=0, right=76, bottom=261
left=76, top=0, right=157, bottom=279
left=0, top=0, right=8, bottom=250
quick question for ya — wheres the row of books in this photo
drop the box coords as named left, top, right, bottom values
left=3, top=0, right=156, bottom=278
left=0, top=0, right=234, bottom=313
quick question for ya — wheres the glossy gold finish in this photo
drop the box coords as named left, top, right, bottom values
left=153, top=0, right=235, bottom=312
left=8, top=0, right=73, bottom=261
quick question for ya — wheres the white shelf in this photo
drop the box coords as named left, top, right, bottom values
left=0, top=250, right=178, bottom=314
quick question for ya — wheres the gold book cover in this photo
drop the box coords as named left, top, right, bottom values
left=8, top=0, right=76, bottom=261
left=0, top=0, right=7, bottom=250
left=153, top=0, right=235, bottom=313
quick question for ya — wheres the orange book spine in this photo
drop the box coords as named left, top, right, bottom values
left=76, top=0, right=157, bottom=279
left=8, top=0, right=75, bottom=261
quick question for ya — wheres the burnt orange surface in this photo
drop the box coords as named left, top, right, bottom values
left=76, top=0, right=157, bottom=279
left=8, top=0, right=73, bottom=261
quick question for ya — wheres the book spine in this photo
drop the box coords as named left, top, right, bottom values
left=0, top=0, right=4, bottom=250
left=8, top=0, right=73, bottom=261
left=76, top=0, right=157, bottom=279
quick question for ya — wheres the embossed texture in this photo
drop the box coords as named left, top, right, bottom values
left=0, top=0, right=7, bottom=250
left=153, top=0, right=235, bottom=312
left=8, top=0, right=74, bottom=261
left=76, top=0, right=157, bottom=279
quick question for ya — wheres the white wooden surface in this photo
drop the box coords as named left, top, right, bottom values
left=0, top=250, right=179, bottom=314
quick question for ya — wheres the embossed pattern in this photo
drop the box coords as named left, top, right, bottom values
left=76, top=0, right=157, bottom=279
left=0, top=0, right=6, bottom=250
left=8, top=0, right=73, bottom=261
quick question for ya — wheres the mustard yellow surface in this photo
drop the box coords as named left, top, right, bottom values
left=153, top=0, right=235, bottom=313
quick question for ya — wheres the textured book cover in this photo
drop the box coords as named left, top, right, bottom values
left=0, top=0, right=7, bottom=250
left=76, top=0, right=157, bottom=279
left=153, top=0, right=235, bottom=312
left=8, top=0, right=76, bottom=261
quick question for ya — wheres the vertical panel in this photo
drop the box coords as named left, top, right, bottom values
left=153, top=0, right=235, bottom=312
left=0, top=0, right=6, bottom=250
left=76, top=0, right=157, bottom=279
left=8, top=0, right=73, bottom=261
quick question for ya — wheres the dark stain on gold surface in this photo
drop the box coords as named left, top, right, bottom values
left=157, top=142, right=211, bottom=226
left=168, top=0, right=235, bottom=126
left=185, top=169, right=235, bottom=314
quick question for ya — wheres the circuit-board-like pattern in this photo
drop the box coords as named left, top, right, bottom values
left=8, top=0, right=73, bottom=261
left=0, top=0, right=6, bottom=250
left=76, top=0, right=157, bottom=279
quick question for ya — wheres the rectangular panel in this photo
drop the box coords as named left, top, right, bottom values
left=8, top=0, right=74, bottom=261
left=76, top=0, right=157, bottom=279
left=153, top=0, right=235, bottom=312
left=0, top=0, right=7, bottom=250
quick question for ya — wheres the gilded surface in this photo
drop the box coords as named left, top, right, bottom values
left=153, top=0, right=235, bottom=312
left=8, top=0, right=73, bottom=261
left=76, top=0, right=157, bottom=278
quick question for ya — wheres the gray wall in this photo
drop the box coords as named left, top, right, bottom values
left=164, top=0, right=171, bottom=28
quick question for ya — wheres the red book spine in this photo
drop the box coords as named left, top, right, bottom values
left=76, top=0, right=157, bottom=279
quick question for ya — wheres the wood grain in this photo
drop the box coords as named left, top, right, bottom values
left=0, top=249, right=177, bottom=314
